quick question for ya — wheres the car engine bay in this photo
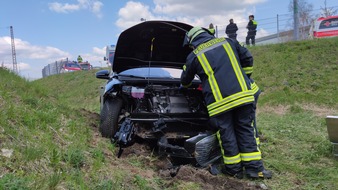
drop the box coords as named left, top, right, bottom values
left=121, top=84, right=207, bottom=115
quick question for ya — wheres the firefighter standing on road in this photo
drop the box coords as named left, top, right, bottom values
left=246, top=15, right=258, bottom=46
left=181, top=26, right=271, bottom=179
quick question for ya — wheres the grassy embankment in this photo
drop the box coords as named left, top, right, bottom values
left=250, top=37, right=338, bottom=189
left=0, top=37, right=337, bottom=189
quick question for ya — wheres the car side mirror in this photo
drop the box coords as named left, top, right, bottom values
left=103, top=57, right=107, bottom=61
left=96, top=70, right=110, bottom=79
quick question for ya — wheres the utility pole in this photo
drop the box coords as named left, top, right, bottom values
left=10, top=26, right=18, bottom=74
left=293, top=0, right=299, bottom=41
left=277, top=14, right=280, bottom=42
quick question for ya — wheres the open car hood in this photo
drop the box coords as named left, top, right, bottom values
left=113, top=21, right=193, bottom=74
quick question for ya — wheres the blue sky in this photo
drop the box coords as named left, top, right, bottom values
left=0, top=0, right=336, bottom=79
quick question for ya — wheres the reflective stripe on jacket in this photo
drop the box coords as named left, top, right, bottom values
left=181, top=37, right=254, bottom=117
left=251, top=81, right=259, bottom=95
left=247, top=20, right=258, bottom=35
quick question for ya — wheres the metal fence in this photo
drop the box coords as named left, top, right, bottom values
left=42, top=58, right=69, bottom=78
left=212, top=6, right=338, bottom=45
left=213, top=13, right=308, bottom=45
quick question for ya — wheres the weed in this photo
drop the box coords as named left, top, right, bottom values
left=23, top=146, right=44, bottom=161
left=50, top=148, right=61, bottom=169
left=128, top=156, right=144, bottom=167
left=91, top=148, right=105, bottom=162
left=63, top=148, right=85, bottom=168
left=0, top=173, right=28, bottom=190
left=48, top=172, right=62, bottom=189
left=94, top=179, right=113, bottom=190
left=174, top=181, right=201, bottom=190
left=133, top=175, right=151, bottom=190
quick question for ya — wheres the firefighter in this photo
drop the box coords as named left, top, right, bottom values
left=181, top=26, right=271, bottom=179
left=208, top=23, right=215, bottom=36
left=77, top=55, right=83, bottom=63
left=225, top=19, right=238, bottom=40
left=246, top=15, right=258, bottom=46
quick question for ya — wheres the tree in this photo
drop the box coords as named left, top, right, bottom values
left=320, top=0, right=338, bottom=17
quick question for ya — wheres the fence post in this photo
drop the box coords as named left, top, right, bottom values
left=277, top=14, right=280, bottom=43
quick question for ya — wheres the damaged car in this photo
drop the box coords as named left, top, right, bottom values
left=95, top=21, right=221, bottom=167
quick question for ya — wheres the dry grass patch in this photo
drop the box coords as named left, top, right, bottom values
left=258, top=105, right=290, bottom=116
left=258, top=103, right=337, bottom=117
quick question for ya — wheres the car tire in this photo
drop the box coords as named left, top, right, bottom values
left=99, top=97, right=123, bottom=138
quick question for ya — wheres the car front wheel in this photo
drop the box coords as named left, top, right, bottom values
left=99, top=97, right=123, bottom=138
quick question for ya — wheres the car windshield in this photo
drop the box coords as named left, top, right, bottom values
left=120, top=68, right=177, bottom=78
left=66, top=63, right=80, bottom=68
left=120, top=67, right=200, bottom=80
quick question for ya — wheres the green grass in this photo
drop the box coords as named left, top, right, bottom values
left=32, top=69, right=106, bottom=113
left=251, top=37, right=338, bottom=108
left=258, top=111, right=338, bottom=189
left=1, top=37, right=338, bottom=189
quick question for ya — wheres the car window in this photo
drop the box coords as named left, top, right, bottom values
left=319, top=18, right=338, bottom=29
left=81, top=64, right=90, bottom=69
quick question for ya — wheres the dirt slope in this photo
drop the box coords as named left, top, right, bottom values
left=80, top=108, right=267, bottom=190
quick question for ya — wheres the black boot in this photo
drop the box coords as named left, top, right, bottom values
left=246, top=169, right=272, bottom=179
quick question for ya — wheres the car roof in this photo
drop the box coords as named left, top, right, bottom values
left=113, top=20, right=193, bottom=74
left=317, top=15, right=338, bottom=21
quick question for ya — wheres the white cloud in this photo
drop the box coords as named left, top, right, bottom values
left=0, top=36, right=12, bottom=58
left=5, top=37, right=70, bottom=59
left=48, top=2, right=80, bottom=13
left=152, top=0, right=266, bottom=17
left=116, top=1, right=164, bottom=30
left=49, top=0, right=103, bottom=18
left=0, top=36, right=71, bottom=79
left=2, top=62, right=28, bottom=71
left=91, top=1, right=104, bottom=18
left=115, top=1, right=268, bottom=42
left=93, top=46, right=105, bottom=56
left=0, top=37, right=71, bottom=60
